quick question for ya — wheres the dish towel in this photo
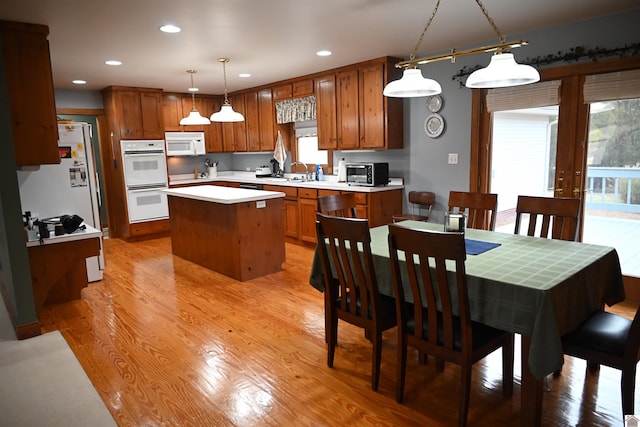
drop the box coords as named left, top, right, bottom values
left=274, top=130, right=287, bottom=171
left=465, top=239, right=501, bottom=255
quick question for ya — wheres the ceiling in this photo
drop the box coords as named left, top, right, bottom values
left=0, top=0, right=638, bottom=94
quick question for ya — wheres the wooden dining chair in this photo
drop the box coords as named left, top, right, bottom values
left=514, top=195, right=580, bottom=241
left=448, top=191, right=498, bottom=230
left=315, top=212, right=396, bottom=391
left=559, top=305, right=640, bottom=415
left=392, top=191, right=435, bottom=222
left=387, top=224, right=514, bottom=427
left=317, top=193, right=357, bottom=218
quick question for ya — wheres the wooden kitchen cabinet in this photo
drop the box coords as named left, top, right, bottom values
left=272, top=83, right=293, bottom=101
left=102, top=86, right=165, bottom=140
left=337, top=68, right=360, bottom=149
left=1, top=20, right=59, bottom=166
left=293, top=79, right=314, bottom=98
left=222, top=93, right=248, bottom=152
left=258, top=88, right=276, bottom=152
left=264, top=184, right=299, bottom=239
left=315, top=74, right=338, bottom=150
left=298, top=188, right=319, bottom=244
left=163, top=93, right=183, bottom=131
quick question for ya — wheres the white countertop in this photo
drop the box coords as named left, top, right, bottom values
left=26, top=224, right=102, bottom=248
left=169, top=171, right=404, bottom=193
left=162, top=185, right=286, bottom=204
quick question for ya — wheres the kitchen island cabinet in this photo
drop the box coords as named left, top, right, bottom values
left=163, top=186, right=286, bottom=281
left=27, top=225, right=102, bottom=316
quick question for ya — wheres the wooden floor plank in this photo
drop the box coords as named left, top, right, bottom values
left=40, top=236, right=637, bottom=426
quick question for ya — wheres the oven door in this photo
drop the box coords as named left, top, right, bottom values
left=126, top=188, right=169, bottom=223
left=122, top=152, right=168, bottom=188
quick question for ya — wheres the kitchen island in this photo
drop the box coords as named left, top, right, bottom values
left=163, top=185, right=286, bottom=281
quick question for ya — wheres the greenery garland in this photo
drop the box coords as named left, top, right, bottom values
left=452, top=42, right=640, bottom=87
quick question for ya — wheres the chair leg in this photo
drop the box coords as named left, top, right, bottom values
left=502, top=334, right=514, bottom=398
left=327, top=313, right=338, bottom=368
left=459, top=364, right=472, bottom=427
left=621, top=364, right=637, bottom=415
left=371, top=330, right=382, bottom=391
left=396, top=334, right=407, bottom=403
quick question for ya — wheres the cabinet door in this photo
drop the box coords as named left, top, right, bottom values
left=315, top=75, right=337, bottom=149
left=140, top=90, right=164, bottom=139
left=2, top=22, right=59, bottom=166
left=244, top=91, right=260, bottom=151
left=163, top=93, right=183, bottom=131
left=258, top=88, right=275, bottom=151
left=337, top=69, right=360, bottom=149
left=115, top=90, right=144, bottom=139
left=298, top=197, right=318, bottom=243
left=272, top=83, right=292, bottom=101
left=283, top=199, right=299, bottom=238
left=359, top=64, right=385, bottom=149
left=179, top=94, right=207, bottom=132
left=293, top=79, right=314, bottom=98
left=203, top=97, right=224, bottom=153
left=231, top=93, right=247, bottom=152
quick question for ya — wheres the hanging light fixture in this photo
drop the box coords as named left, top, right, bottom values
left=383, top=0, right=442, bottom=98
left=384, top=0, right=539, bottom=98
left=211, top=58, right=245, bottom=122
left=465, top=0, right=540, bottom=88
left=180, top=70, right=211, bottom=125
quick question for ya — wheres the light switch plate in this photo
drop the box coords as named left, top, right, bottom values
left=448, top=153, right=458, bottom=165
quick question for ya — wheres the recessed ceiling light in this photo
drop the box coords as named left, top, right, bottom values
left=316, top=50, right=332, bottom=57
left=160, top=24, right=181, bottom=33
left=105, top=60, right=122, bottom=66
left=188, top=87, right=199, bottom=92
left=72, top=80, right=87, bottom=85
left=238, top=73, right=251, bottom=78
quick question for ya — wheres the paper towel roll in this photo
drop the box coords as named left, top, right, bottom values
left=337, top=158, right=347, bottom=182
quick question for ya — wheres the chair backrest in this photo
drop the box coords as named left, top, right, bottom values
left=514, top=195, right=580, bottom=241
left=408, top=191, right=435, bottom=216
left=316, top=212, right=380, bottom=323
left=317, top=193, right=357, bottom=218
left=388, top=224, right=471, bottom=351
left=448, top=191, right=498, bottom=230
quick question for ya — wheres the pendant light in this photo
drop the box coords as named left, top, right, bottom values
left=465, top=0, right=539, bottom=88
left=384, top=0, right=540, bottom=98
left=211, top=58, right=244, bottom=122
left=180, top=70, right=211, bottom=125
left=383, top=0, right=442, bottom=98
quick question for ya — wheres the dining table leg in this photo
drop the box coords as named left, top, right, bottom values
left=520, top=335, right=543, bottom=426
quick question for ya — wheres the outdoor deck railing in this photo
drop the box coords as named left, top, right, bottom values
left=586, top=167, right=640, bottom=213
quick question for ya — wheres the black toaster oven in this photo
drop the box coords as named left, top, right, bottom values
left=345, top=162, right=389, bottom=186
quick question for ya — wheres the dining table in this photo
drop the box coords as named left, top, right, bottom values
left=309, top=220, right=625, bottom=426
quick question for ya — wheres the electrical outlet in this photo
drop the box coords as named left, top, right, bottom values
left=448, top=153, right=458, bottom=165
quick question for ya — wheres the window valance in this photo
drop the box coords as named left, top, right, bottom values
left=275, top=96, right=316, bottom=124
left=486, top=80, right=561, bottom=113
left=583, top=69, right=640, bottom=103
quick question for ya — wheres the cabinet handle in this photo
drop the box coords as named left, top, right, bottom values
left=110, top=132, right=117, bottom=169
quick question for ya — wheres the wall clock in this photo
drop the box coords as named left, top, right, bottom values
left=424, top=113, right=445, bottom=138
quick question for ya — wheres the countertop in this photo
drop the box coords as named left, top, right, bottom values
left=169, top=171, right=404, bottom=193
left=26, top=224, right=102, bottom=248
left=162, top=185, right=286, bottom=204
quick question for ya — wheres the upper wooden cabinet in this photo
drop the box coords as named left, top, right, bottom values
left=315, top=74, right=338, bottom=150
left=222, top=93, right=248, bottom=153
left=293, top=79, right=314, bottom=98
left=1, top=20, right=59, bottom=166
left=272, top=84, right=292, bottom=101
left=102, top=87, right=164, bottom=140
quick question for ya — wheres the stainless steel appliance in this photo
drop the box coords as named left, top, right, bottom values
left=121, top=140, right=169, bottom=222
left=17, top=122, right=105, bottom=281
left=165, top=131, right=206, bottom=156
left=346, top=162, right=389, bottom=186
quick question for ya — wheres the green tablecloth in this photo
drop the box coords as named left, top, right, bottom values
left=309, top=220, right=625, bottom=379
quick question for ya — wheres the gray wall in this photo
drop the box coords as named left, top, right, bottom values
left=2, top=8, right=638, bottom=331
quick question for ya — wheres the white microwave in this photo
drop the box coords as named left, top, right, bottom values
left=165, top=132, right=206, bottom=156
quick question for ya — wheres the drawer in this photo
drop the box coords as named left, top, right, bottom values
left=353, top=192, right=368, bottom=205
left=299, top=188, right=318, bottom=199
left=318, top=189, right=340, bottom=197
left=264, top=184, right=297, bottom=198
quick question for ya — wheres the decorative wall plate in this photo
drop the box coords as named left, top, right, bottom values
left=426, top=95, right=443, bottom=112
left=424, top=113, right=445, bottom=138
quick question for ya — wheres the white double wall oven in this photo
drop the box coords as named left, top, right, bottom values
left=120, top=140, right=169, bottom=223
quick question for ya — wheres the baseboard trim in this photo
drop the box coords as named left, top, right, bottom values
left=17, top=321, right=42, bottom=340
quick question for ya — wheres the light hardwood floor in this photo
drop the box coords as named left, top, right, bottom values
left=39, top=237, right=638, bottom=426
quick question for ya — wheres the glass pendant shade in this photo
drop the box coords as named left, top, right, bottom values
left=465, top=52, right=540, bottom=89
left=211, top=103, right=244, bottom=122
left=180, top=109, right=211, bottom=125
left=383, top=68, right=442, bottom=98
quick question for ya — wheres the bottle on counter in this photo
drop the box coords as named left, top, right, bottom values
left=316, top=164, right=324, bottom=181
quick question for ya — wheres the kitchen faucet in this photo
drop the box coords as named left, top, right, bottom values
left=290, top=161, right=311, bottom=181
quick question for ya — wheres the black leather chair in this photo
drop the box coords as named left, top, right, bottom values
left=560, top=306, right=640, bottom=415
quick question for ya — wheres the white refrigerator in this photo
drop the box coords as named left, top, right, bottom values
left=17, top=122, right=104, bottom=282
